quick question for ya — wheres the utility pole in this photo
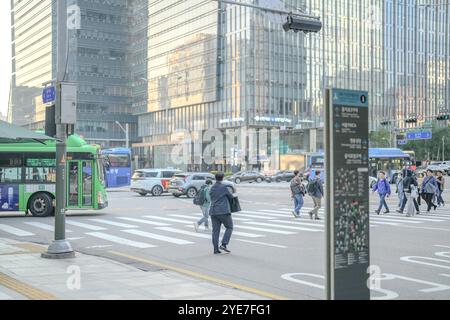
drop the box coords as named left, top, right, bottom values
left=443, top=136, right=446, bottom=161
left=42, top=0, right=74, bottom=259
left=115, top=121, right=130, bottom=149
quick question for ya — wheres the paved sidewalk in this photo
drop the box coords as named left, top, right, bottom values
left=0, top=238, right=266, bottom=300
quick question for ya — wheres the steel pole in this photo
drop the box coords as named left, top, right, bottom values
left=126, top=123, right=130, bottom=149
left=42, top=0, right=74, bottom=259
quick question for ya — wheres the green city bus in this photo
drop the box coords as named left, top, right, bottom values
left=0, top=134, right=108, bottom=217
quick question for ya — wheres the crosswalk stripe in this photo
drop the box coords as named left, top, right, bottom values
left=420, top=214, right=450, bottom=220
left=370, top=216, right=421, bottom=224
left=88, top=219, right=139, bottom=229
left=381, top=215, right=444, bottom=222
left=370, top=221, right=399, bottom=226
left=271, top=220, right=324, bottom=228
left=257, top=210, right=297, bottom=217
left=24, top=222, right=73, bottom=233
left=86, top=232, right=155, bottom=248
left=0, top=224, right=34, bottom=237
left=116, top=217, right=170, bottom=226
left=235, top=239, right=288, bottom=249
left=175, top=214, right=251, bottom=222
left=234, top=225, right=296, bottom=235
left=182, top=225, right=264, bottom=238
left=66, top=221, right=106, bottom=231
left=143, top=216, right=193, bottom=224
left=243, top=221, right=322, bottom=232
left=155, top=227, right=211, bottom=239
left=122, top=229, right=194, bottom=245
left=236, top=213, right=278, bottom=220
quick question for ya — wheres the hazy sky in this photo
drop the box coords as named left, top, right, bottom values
left=0, top=1, right=11, bottom=118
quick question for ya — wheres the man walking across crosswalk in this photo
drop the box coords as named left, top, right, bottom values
left=209, top=173, right=235, bottom=255
left=307, top=171, right=324, bottom=220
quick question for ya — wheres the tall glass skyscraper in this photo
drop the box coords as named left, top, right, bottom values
left=134, top=0, right=449, bottom=170
left=9, top=0, right=138, bottom=148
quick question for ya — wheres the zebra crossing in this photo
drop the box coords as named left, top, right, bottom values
left=0, top=206, right=449, bottom=250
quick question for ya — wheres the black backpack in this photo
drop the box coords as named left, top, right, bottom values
left=193, top=185, right=207, bottom=206
left=307, top=179, right=319, bottom=195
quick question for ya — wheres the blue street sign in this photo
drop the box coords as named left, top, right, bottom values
left=42, top=86, right=56, bottom=104
left=397, top=140, right=407, bottom=145
left=406, top=131, right=432, bottom=140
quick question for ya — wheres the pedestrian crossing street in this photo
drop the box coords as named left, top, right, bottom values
left=0, top=206, right=449, bottom=250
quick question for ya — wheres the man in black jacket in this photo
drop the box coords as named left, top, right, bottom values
left=209, top=173, right=235, bottom=254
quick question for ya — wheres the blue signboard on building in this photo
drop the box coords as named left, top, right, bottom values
left=406, top=131, right=432, bottom=140
left=42, top=86, right=56, bottom=104
left=397, top=140, right=408, bottom=145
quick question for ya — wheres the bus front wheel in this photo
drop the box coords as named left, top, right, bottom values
left=29, top=193, right=54, bottom=218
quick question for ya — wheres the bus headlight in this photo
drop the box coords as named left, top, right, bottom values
left=97, top=191, right=104, bottom=205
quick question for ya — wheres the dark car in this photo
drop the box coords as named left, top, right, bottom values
left=268, top=170, right=296, bottom=183
left=226, top=171, right=266, bottom=184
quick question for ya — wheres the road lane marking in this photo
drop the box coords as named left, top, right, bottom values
left=0, top=224, right=35, bottom=237
left=122, top=229, right=194, bottom=245
left=143, top=216, right=194, bottom=224
left=369, top=217, right=422, bottom=224
left=88, top=219, right=139, bottom=229
left=174, top=214, right=251, bottom=222
left=243, top=221, right=322, bottom=232
left=116, top=217, right=170, bottom=226
left=0, top=272, right=57, bottom=300
left=86, top=232, right=155, bottom=248
left=271, top=220, right=325, bottom=228
left=108, top=251, right=288, bottom=300
left=434, top=245, right=450, bottom=249
left=235, top=213, right=277, bottom=220
left=369, top=221, right=399, bottom=226
left=234, top=225, right=296, bottom=235
left=182, top=225, right=264, bottom=238
left=23, top=222, right=73, bottom=233
left=235, top=239, right=287, bottom=249
left=156, top=227, right=211, bottom=239
left=66, top=221, right=106, bottom=231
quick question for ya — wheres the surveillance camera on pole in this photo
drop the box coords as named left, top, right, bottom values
left=283, top=14, right=323, bottom=33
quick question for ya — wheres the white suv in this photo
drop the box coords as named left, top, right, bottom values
left=131, top=169, right=181, bottom=196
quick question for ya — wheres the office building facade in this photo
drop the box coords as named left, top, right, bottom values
left=133, top=0, right=449, bottom=171
left=9, top=0, right=138, bottom=148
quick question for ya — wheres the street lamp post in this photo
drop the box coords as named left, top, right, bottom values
left=115, top=121, right=129, bottom=149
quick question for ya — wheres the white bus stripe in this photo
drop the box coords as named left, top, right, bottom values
left=116, top=217, right=170, bottom=226
left=89, top=219, right=139, bottom=228
left=0, top=224, right=35, bottom=237
left=244, top=221, right=322, bottom=232
left=86, top=232, right=155, bottom=248
left=66, top=221, right=106, bottom=231
left=122, top=229, right=194, bottom=245
left=155, top=227, right=211, bottom=239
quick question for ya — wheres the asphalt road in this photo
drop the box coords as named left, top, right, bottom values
left=1, top=183, right=450, bottom=300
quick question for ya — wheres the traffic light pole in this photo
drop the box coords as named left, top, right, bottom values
left=42, top=0, right=74, bottom=260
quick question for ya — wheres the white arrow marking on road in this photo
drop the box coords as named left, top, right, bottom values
left=122, top=229, right=194, bottom=245
left=155, top=227, right=211, bottom=239
left=86, top=232, right=156, bottom=248
left=281, top=273, right=325, bottom=289
left=244, top=221, right=322, bottom=232
left=0, top=224, right=35, bottom=237
left=89, top=219, right=139, bottom=229
left=116, top=217, right=170, bottom=226
left=24, top=222, right=73, bottom=233
left=66, top=221, right=106, bottom=231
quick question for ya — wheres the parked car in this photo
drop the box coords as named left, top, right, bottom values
left=168, top=173, right=236, bottom=198
left=429, top=162, right=450, bottom=175
left=267, top=170, right=296, bottom=183
left=226, top=171, right=266, bottom=184
left=131, top=169, right=181, bottom=196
